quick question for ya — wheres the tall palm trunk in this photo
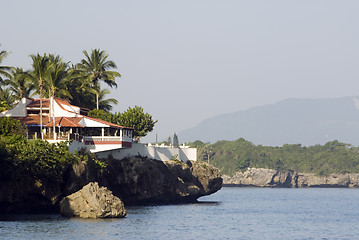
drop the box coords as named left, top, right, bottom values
left=96, top=92, right=99, bottom=109
left=39, top=77, right=43, bottom=139
left=51, top=94, right=56, bottom=140
left=95, top=80, right=99, bottom=109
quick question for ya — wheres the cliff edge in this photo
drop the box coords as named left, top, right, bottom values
left=223, top=168, right=359, bottom=188
left=0, top=157, right=222, bottom=213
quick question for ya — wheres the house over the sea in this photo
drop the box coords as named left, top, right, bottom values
left=0, top=97, right=133, bottom=152
left=1, top=97, right=197, bottom=162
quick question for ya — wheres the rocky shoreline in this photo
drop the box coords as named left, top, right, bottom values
left=0, top=157, right=222, bottom=217
left=222, top=168, right=359, bottom=188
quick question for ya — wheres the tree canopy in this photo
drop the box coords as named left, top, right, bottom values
left=189, top=138, right=359, bottom=176
left=88, top=106, right=158, bottom=140
left=0, top=46, right=12, bottom=83
left=0, top=47, right=157, bottom=139
left=77, top=49, right=121, bottom=109
left=0, top=49, right=121, bottom=112
left=117, top=106, right=157, bottom=140
left=173, top=133, right=179, bottom=147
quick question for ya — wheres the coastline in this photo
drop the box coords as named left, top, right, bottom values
left=222, top=167, right=359, bottom=188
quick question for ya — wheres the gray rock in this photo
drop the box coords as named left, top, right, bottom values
left=98, top=157, right=222, bottom=204
left=223, top=168, right=292, bottom=187
left=0, top=157, right=222, bottom=213
left=60, top=182, right=126, bottom=218
left=223, top=168, right=359, bottom=188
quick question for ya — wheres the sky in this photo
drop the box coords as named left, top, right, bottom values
left=1, top=0, right=359, bottom=142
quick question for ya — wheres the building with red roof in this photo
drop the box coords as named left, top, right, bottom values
left=0, top=97, right=133, bottom=152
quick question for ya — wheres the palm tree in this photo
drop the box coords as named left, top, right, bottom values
left=45, top=54, right=71, bottom=99
left=44, top=55, right=72, bottom=138
left=67, top=64, right=97, bottom=109
left=0, top=46, right=12, bottom=83
left=0, top=88, right=16, bottom=111
left=98, top=88, right=119, bottom=111
left=5, top=68, right=34, bottom=100
left=30, top=53, right=50, bottom=139
left=77, top=49, right=121, bottom=109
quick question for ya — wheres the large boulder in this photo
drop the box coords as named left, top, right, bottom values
left=59, top=182, right=126, bottom=218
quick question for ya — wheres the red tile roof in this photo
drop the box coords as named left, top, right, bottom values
left=9, top=97, right=133, bottom=130
left=44, top=117, right=84, bottom=128
left=27, top=99, right=50, bottom=108
left=15, top=116, right=51, bottom=126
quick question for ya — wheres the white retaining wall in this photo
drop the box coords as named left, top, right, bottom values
left=96, top=143, right=197, bottom=162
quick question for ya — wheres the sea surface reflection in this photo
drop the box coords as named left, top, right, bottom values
left=1, top=188, right=359, bottom=239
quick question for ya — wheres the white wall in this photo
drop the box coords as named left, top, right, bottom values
left=85, top=143, right=123, bottom=153
left=0, top=98, right=31, bottom=117
left=53, top=100, right=79, bottom=117
left=96, top=143, right=197, bottom=162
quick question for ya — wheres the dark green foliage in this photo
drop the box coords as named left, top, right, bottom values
left=0, top=117, right=27, bottom=137
left=88, top=106, right=157, bottom=139
left=173, top=133, right=179, bottom=147
left=117, top=106, right=157, bottom=140
left=0, top=136, right=78, bottom=182
left=203, top=144, right=214, bottom=163
left=88, top=109, right=118, bottom=123
left=77, top=49, right=121, bottom=110
left=188, top=140, right=205, bottom=149
left=76, top=149, right=107, bottom=175
left=193, top=138, right=359, bottom=176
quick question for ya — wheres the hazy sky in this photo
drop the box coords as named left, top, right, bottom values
left=1, top=0, right=359, bottom=142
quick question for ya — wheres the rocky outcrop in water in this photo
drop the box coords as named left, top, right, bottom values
left=0, top=157, right=222, bottom=214
left=223, top=168, right=359, bottom=188
left=98, top=157, right=222, bottom=204
left=60, top=182, right=126, bottom=218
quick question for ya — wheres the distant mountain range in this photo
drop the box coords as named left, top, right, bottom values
left=178, top=96, right=359, bottom=146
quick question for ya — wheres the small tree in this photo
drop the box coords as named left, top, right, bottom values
left=88, top=109, right=117, bottom=123
left=203, top=144, right=214, bottom=164
left=167, top=136, right=172, bottom=146
left=117, top=106, right=157, bottom=141
left=173, top=133, right=179, bottom=147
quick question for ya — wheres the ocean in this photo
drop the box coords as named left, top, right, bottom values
left=1, top=187, right=359, bottom=240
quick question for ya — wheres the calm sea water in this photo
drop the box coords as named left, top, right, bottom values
left=1, top=187, right=359, bottom=240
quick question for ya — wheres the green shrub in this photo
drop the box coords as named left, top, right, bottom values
left=5, top=139, right=78, bottom=182
left=0, top=117, right=27, bottom=137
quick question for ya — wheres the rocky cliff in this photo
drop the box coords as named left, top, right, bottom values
left=223, top=168, right=359, bottom=188
left=0, top=157, right=222, bottom=213
left=97, top=157, right=222, bottom=205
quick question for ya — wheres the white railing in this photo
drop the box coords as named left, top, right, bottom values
left=83, top=136, right=123, bottom=142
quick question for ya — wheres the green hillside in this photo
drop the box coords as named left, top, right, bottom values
left=189, top=138, right=359, bottom=176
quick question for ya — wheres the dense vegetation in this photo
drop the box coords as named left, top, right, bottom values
left=88, top=107, right=157, bottom=141
left=0, top=47, right=120, bottom=111
left=0, top=117, right=112, bottom=184
left=189, top=138, right=359, bottom=176
left=0, top=46, right=157, bottom=139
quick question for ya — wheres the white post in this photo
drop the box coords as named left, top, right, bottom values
left=102, top=127, right=105, bottom=141
left=50, top=96, right=56, bottom=140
